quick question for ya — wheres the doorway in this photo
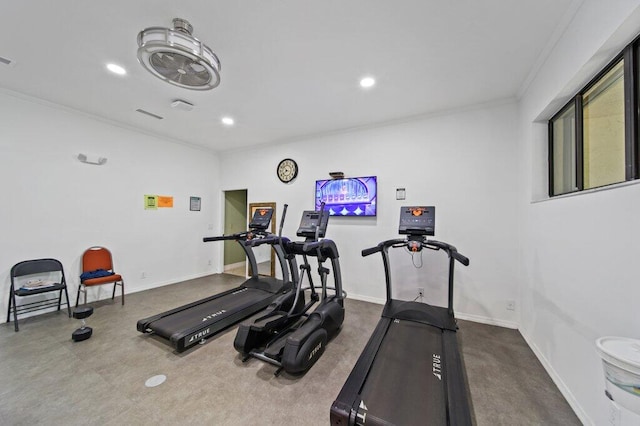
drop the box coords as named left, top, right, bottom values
left=223, top=189, right=247, bottom=277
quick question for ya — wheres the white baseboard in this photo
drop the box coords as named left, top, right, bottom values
left=347, top=293, right=519, bottom=329
left=224, top=261, right=245, bottom=271
left=347, top=293, right=385, bottom=305
left=456, top=312, right=518, bottom=329
left=519, top=328, right=591, bottom=425
left=129, top=271, right=218, bottom=295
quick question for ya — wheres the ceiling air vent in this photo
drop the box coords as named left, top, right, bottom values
left=136, top=109, right=164, bottom=120
left=0, top=56, right=15, bottom=67
left=137, top=18, right=221, bottom=90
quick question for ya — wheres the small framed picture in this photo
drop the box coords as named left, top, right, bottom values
left=190, top=196, right=201, bottom=211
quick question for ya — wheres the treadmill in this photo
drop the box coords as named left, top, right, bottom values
left=137, top=206, right=294, bottom=352
left=331, top=206, right=472, bottom=426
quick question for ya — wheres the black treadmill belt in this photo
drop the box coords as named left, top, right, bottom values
left=150, top=288, right=271, bottom=338
left=359, top=320, right=446, bottom=426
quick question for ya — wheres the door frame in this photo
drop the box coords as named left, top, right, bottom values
left=223, top=189, right=248, bottom=276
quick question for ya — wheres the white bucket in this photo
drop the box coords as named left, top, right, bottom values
left=595, top=337, right=640, bottom=415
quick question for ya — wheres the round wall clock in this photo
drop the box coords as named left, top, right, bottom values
left=277, top=158, right=298, bottom=183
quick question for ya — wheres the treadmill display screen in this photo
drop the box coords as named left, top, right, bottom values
left=398, top=206, right=435, bottom=236
left=248, top=207, right=273, bottom=231
left=297, top=210, right=329, bottom=238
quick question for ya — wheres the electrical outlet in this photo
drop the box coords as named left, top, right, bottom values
left=418, top=288, right=424, bottom=298
left=208, top=260, right=212, bottom=266
left=141, top=271, right=146, bottom=279
left=609, top=401, right=621, bottom=426
left=506, top=301, right=515, bottom=311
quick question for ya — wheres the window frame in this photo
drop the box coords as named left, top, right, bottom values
left=548, top=40, right=640, bottom=197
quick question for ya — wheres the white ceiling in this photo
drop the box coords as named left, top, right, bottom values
left=0, top=0, right=577, bottom=152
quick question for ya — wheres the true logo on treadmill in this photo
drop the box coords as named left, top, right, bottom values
left=308, top=342, right=322, bottom=361
left=356, top=400, right=368, bottom=424
left=202, top=309, right=226, bottom=322
left=232, top=288, right=248, bottom=295
left=188, top=328, right=210, bottom=343
left=433, top=353, right=442, bottom=380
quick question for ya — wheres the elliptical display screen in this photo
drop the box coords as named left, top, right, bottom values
left=248, top=207, right=273, bottom=231
left=398, top=206, right=435, bottom=236
left=296, top=210, right=329, bottom=238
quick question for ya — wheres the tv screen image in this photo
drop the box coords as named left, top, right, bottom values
left=315, top=176, right=377, bottom=216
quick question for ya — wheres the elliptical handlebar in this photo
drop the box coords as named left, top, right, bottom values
left=302, top=240, right=327, bottom=252
left=302, top=239, right=339, bottom=259
left=314, top=201, right=326, bottom=242
left=278, top=204, right=288, bottom=256
left=279, top=204, right=288, bottom=239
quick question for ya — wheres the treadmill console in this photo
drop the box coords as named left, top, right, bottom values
left=398, top=206, right=435, bottom=236
left=296, top=210, right=329, bottom=238
left=248, top=207, right=274, bottom=231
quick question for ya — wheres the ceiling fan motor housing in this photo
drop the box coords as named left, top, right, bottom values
left=137, top=18, right=221, bottom=90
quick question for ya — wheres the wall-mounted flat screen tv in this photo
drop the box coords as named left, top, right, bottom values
left=315, top=176, right=377, bottom=216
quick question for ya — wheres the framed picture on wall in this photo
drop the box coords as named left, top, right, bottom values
left=249, top=202, right=276, bottom=277
left=190, top=196, right=201, bottom=211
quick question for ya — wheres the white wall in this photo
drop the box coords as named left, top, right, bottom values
left=519, top=1, right=640, bottom=424
left=219, top=101, right=521, bottom=327
left=6, top=3, right=638, bottom=423
left=0, top=91, right=221, bottom=316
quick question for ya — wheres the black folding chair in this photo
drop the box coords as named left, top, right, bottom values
left=7, top=258, right=71, bottom=331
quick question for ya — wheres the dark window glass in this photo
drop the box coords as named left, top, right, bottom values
left=551, top=104, right=577, bottom=195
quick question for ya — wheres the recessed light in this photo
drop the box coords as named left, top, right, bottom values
left=107, top=63, right=126, bottom=75
left=360, top=77, right=375, bottom=88
left=221, top=117, right=235, bottom=126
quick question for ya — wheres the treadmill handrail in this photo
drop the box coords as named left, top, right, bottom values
left=362, top=238, right=469, bottom=266
left=362, top=237, right=469, bottom=309
left=244, top=235, right=290, bottom=247
left=203, top=232, right=249, bottom=242
left=424, top=240, right=470, bottom=266
left=362, top=238, right=405, bottom=257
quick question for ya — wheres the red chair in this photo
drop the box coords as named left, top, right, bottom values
left=76, top=247, right=124, bottom=306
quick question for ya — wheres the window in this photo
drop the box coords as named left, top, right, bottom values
left=548, top=41, right=639, bottom=197
left=550, top=103, right=577, bottom=194
left=582, top=60, right=625, bottom=189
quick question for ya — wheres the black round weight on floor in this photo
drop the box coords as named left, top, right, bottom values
left=72, top=326, right=93, bottom=342
left=73, top=306, right=94, bottom=319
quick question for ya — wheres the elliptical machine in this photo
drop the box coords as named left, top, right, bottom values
left=233, top=204, right=312, bottom=352
left=234, top=205, right=345, bottom=375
